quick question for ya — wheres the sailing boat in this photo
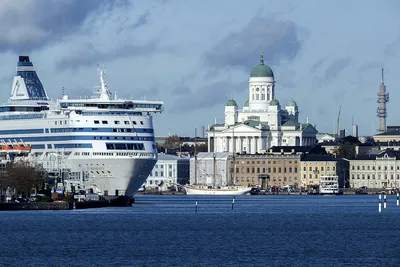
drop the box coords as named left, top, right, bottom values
left=184, top=127, right=252, bottom=195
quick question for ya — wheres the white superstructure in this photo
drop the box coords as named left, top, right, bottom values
left=0, top=56, right=163, bottom=196
left=319, top=175, right=340, bottom=195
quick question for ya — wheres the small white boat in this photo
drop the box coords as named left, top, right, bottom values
left=184, top=185, right=252, bottom=195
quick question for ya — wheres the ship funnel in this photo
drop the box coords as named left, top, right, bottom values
left=10, top=56, right=49, bottom=101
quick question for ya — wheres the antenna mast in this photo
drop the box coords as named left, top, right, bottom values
left=97, top=65, right=110, bottom=100
left=377, top=68, right=389, bottom=133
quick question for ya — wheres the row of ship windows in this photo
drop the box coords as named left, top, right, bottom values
left=0, top=136, right=154, bottom=142
left=76, top=152, right=152, bottom=157
left=105, top=143, right=149, bottom=151
left=53, top=120, right=144, bottom=125
left=352, top=165, right=399, bottom=171
left=31, top=143, right=152, bottom=151
left=0, top=128, right=154, bottom=135
left=50, top=128, right=152, bottom=133
left=32, top=144, right=93, bottom=149
left=94, top=120, right=143, bottom=125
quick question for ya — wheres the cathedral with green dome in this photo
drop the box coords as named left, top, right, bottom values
left=207, top=52, right=317, bottom=154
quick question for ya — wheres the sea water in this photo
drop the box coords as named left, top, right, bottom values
left=0, top=195, right=399, bottom=267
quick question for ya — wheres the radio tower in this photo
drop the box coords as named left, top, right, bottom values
left=376, top=68, right=389, bottom=133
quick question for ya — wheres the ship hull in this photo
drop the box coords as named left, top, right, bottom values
left=184, top=187, right=251, bottom=195
left=67, top=157, right=157, bottom=196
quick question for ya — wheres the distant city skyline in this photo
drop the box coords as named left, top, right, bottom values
left=0, top=0, right=399, bottom=137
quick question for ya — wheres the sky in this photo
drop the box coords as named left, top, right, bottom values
left=0, top=0, right=399, bottom=137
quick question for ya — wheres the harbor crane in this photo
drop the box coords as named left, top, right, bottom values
left=336, top=105, right=342, bottom=138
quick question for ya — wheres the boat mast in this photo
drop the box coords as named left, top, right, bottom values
left=194, top=127, right=197, bottom=185
left=213, top=126, right=216, bottom=188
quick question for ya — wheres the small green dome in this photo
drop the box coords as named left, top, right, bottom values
left=287, top=97, right=297, bottom=107
left=244, top=100, right=249, bottom=107
left=226, top=98, right=237, bottom=106
left=250, top=52, right=274, bottom=78
left=270, top=97, right=279, bottom=106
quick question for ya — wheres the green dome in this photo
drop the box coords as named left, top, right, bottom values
left=226, top=98, right=237, bottom=106
left=270, top=97, right=279, bottom=106
left=244, top=100, right=249, bottom=107
left=250, top=52, right=274, bottom=78
left=287, top=97, right=297, bottom=107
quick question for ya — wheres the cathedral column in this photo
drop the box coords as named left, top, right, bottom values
left=247, top=137, right=251, bottom=153
left=225, top=137, right=229, bottom=152
left=252, top=137, right=257, bottom=154
left=258, top=137, right=262, bottom=151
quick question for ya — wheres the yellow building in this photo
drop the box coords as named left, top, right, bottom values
left=300, top=154, right=348, bottom=189
left=229, top=154, right=301, bottom=188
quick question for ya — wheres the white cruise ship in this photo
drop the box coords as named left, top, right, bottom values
left=0, top=56, right=163, bottom=196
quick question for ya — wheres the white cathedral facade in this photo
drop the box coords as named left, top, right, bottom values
left=207, top=52, right=318, bottom=154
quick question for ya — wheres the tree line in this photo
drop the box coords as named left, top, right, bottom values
left=159, top=135, right=208, bottom=153
left=0, top=161, right=46, bottom=198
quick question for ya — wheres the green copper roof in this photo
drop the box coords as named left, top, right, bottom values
left=244, top=99, right=249, bottom=107
left=282, top=120, right=300, bottom=127
left=250, top=52, right=274, bottom=78
left=287, top=97, right=297, bottom=107
left=270, top=97, right=279, bottom=106
left=226, top=98, right=237, bottom=106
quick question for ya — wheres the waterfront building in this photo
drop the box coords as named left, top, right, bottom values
left=349, top=149, right=400, bottom=189
left=207, top=52, right=317, bottom=154
left=300, top=154, right=348, bottom=189
left=144, top=153, right=190, bottom=188
left=229, top=153, right=301, bottom=188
